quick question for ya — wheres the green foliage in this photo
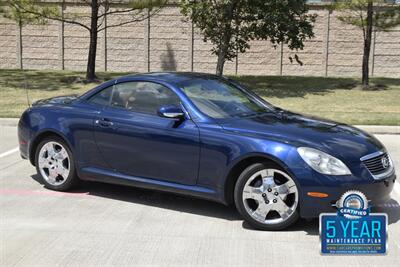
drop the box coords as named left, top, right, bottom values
left=128, top=0, right=167, bottom=10
left=254, top=1, right=316, bottom=50
left=180, top=0, right=316, bottom=62
left=333, top=0, right=400, bottom=31
left=0, top=1, right=167, bottom=31
left=0, top=0, right=59, bottom=26
left=181, top=0, right=253, bottom=61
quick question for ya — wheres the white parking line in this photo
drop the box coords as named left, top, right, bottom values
left=0, top=147, right=19, bottom=158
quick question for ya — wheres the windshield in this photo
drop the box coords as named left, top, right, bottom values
left=179, top=77, right=274, bottom=118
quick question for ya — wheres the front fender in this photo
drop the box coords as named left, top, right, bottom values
left=223, top=149, right=299, bottom=182
left=196, top=124, right=312, bottom=198
left=28, top=127, right=74, bottom=166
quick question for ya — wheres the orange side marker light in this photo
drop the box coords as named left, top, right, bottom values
left=307, top=192, right=329, bottom=198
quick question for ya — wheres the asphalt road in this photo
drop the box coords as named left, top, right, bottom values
left=1, top=125, right=399, bottom=266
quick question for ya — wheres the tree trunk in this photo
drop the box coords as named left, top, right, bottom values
left=17, top=19, right=23, bottom=70
left=215, top=0, right=238, bottom=76
left=362, top=1, right=373, bottom=89
left=215, top=28, right=231, bottom=76
left=86, top=0, right=99, bottom=82
left=216, top=48, right=227, bottom=76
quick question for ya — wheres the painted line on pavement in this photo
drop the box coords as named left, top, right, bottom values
left=0, top=147, right=19, bottom=158
left=0, top=188, right=89, bottom=197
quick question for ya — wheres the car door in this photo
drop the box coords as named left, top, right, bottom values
left=90, top=81, right=200, bottom=185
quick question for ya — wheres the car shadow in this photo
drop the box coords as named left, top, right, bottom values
left=30, top=174, right=400, bottom=234
left=31, top=174, right=239, bottom=221
left=372, top=199, right=400, bottom=224
left=242, top=218, right=320, bottom=236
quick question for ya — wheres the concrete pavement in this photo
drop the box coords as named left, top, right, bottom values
left=0, top=125, right=399, bottom=266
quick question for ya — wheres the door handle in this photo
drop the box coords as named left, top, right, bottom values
left=95, top=118, right=114, bottom=127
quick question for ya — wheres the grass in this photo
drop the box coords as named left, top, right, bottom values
left=0, top=69, right=399, bottom=125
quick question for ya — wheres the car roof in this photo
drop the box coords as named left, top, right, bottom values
left=117, top=72, right=222, bottom=85
left=79, top=72, right=226, bottom=102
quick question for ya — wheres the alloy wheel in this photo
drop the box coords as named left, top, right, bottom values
left=38, top=141, right=70, bottom=186
left=242, top=168, right=298, bottom=225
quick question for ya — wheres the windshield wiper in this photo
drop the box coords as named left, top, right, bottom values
left=235, top=111, right=270, bottom=118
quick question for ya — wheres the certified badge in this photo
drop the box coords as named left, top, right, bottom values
left=320, top=190, right=388, bottom=255
left=337, top=190, right=369, bottom=219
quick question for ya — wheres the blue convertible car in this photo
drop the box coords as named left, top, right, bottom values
left=18, top=72, right=396, bottom=230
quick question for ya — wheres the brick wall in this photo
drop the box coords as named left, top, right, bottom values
left=0, top=3, right=399, bottom=78
left=0, top=15, right=17, bottom=69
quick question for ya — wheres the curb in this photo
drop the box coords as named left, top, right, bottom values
left=0, top=118, right=19, bottom=127
left=0, top=118, right=398, bottom=135
left=355, top=125, right=400, bottom=135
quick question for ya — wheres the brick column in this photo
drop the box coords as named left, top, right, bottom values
left=103, top=13, right=108, bottom=71
left=277, top=43, right=283, bottom=76
left=370, top=30, right=376, bottom=77
left=144, top=9, right=150, bottom=72
left=188, top=21, right=194, bottom=72
left=16, top=22, right=22, bottom=69
left=323, top=9, right=331, bottom=77
left=58, top=1, right=65, bottom=70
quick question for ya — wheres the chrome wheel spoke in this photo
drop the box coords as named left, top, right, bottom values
left=274, top=183, right=289, bottom=195
left=274, top=181, right=296, bottom=196
left=287, top=185, right=297, bottom=194
left=285, top=179, right=296, bottom=193
left=55, top=148, right=68, bottom=160
left=262, top=170, right=276, bottom=188
left=262, top=176, right=276, bottom=188
left=260, top=169, right=273, bottom=179
left=243, top=185, right=263, bottom=202
left=57, top=165, right=69, bottom=179
left=48, top=168, right=58, bottom=182
left=252, top=203, right=272, bottom=221
left=45, top=143, right=57, bottom=158
left=38, top=157, right=50, bottom=169
left=275, top=198, right=292, bottom=219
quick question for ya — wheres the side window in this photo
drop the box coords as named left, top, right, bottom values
left=111, top=82, right=181, bottom=115
left=88, top=85, right=113, bottom=106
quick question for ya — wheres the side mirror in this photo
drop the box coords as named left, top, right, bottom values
left=157, top=105, right=185, bottom=120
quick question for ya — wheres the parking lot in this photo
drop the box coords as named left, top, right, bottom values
left=1, top=125, right=399, bottom=266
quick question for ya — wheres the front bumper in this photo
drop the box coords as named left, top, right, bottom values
left=18, top=116, right=30, bottom=160
left=299, top=172, right=396, bottom=218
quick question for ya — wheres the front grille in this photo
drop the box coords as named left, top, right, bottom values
left=362, top=152, right=391, bottom=175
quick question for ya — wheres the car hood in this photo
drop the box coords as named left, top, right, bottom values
left=217, top=111, right=384, bottom=163
left=32, top=95, right=79, bottom=106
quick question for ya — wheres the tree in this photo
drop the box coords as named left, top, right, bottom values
left=180, top=0, right=316, bottom=76
left=1, top=0, right=167, bottom=81
left=333, top=0, right=400, bottom=89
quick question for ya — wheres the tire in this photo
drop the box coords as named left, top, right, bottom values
left=234, top=163, right=300, bottom=230
left=35, top=136, right=79, bottom=191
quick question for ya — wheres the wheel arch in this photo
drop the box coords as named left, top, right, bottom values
left=29, top=130, right=72, bottom=166
left=223, top=153, right=296, bottom=205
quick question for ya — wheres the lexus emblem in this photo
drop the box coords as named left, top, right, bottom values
left=382, top=157, right=390, bottom=169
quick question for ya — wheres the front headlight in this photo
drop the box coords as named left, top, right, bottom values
left=297, top=147, right=351, bottom=175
